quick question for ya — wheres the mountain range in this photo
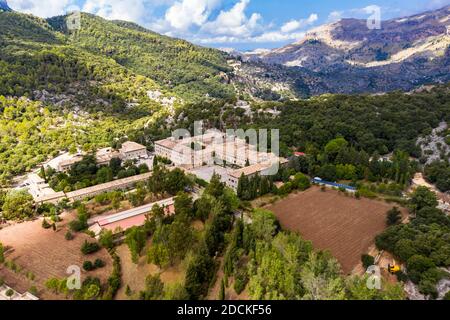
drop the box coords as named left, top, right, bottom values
left=0, top=2, right=449, bottom=106
left=232, top=5, right=450, bottom=97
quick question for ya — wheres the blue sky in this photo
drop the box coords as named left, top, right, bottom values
left=7, top=0, right=450, bottom=50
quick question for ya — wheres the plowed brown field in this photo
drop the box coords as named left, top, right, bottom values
left=266, top=187, right=406, bottom=274
left=0, top=212, right=112, bottom=299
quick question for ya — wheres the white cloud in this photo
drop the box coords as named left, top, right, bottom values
left=327, top=10, right=343, bottom=23
left=196, top=30, right=307, bottom=44
left=82, top=0, right=151, bottom=23
left=8, top=0, right=322, bottom=46
left=281, top=13, right=318, bottom=33
left=8, top=0, right=76, bottom=17
left=164, top=0, right=220, bottom=30
left=197, top=0, right=315, bottom=44
left=251, top=30, right=306, bottom=43
left=201, top=0, right=262, bottom=37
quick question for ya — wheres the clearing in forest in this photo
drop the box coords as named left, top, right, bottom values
left=266, top=187, right=406, bottom=274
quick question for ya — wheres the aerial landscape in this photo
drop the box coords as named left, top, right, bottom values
left=0, top=0, right=450, bottom=305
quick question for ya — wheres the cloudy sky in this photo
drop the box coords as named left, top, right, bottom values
left=7, top=0, right=450, bottom=50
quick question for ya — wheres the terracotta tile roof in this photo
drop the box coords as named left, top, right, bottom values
left=120, top=141, right=147, bottom=153
left=66, top=172, right=152, bottom=199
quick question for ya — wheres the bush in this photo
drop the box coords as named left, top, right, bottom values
left=65, top=231, right=74, bottom=241
left=387, top=207, right=402, bottom=226
left=42, top=219, right=51, bottom=229
left=102, top=253, right=121, bottom=300
left=0, top=242, right=5, bottom=263
left=94, top=259, right=105, bottom=269
left=234, top=268, right=249, bottom=295
left=444, top=291, right=450, bottom=300
left=69, top=219, right=87, bottom=232
left=83, top=261, right=95, bottom=271
left=99, top=230, right=114, bottom=249
left=361, top=254, right=375, bottom=269
left=28, top=286, right=38, bottom=296
left=81, top=241, right=100, bottom=255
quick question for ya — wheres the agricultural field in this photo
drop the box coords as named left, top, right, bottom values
left=0, top=213, right=112, bottom=300
left=266, top=187, right=407, bottom=274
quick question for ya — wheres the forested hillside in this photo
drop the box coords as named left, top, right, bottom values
left=47, top=13, right=234, bottom=100
left=175, top=85, right=450, bottom=157
left=0, top=11, right=234, bottom=109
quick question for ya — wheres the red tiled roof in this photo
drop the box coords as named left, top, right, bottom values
left=100, top=204, right=176, bottom=232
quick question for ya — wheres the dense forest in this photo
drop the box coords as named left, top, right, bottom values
left=175, top=86, right=450, bottom=157
left=1, top=84, right=449, bottom=189
left=47, top=14, right=234, bottom=101
left=376, top=187, right=450, bottom=298
left=425, top=161, right=450, bottom=192
left=116, top=173, right=405, bottom=300
left=0, top=11, right=234, bottom=105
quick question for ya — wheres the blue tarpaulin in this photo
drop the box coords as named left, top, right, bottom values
left=312, top=178, right=357, bottom=191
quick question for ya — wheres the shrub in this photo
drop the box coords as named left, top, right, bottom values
left=29, top=286, right=38, bottom=296
left=42, top=219, right=51, bottom=229
left=83, top=261, right=95, bottom=271
left=99, top=230, right=114, bottom=249
left=102, top=253, right=121, bottom=300
left=0, top=242, right=5, bottom=263
left=361, top=254, right=375, bottom=269
left=94, top=259, right=105, bottom=269
left=26, top=271, right=35, bottom=281
left=386, top=207, right=402, bottom=226
left=6, top=288, right=14, bottom=297
left=69, top=219, right=87, bottom=232
left=65, top=231, right=74, bottom=241
left=81, top=241, right=100, bottom=255
left=234, top=268, right=249, bottom=295
left=125, top=285, right=132, bottom=297
left=444, top=291, right=450, bottom=300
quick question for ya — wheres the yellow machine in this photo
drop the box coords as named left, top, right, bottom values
left=388, top=261, right=401, bottom=274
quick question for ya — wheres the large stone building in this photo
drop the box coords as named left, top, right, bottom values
left=155, top=130, right=280, bottom=170
left=155, top=129, right=287, bottom=190
left=32, top=172, right=153, bottom=204
left=54, top=141, right=149, bottom=172
left=119, top=141, right=148, bottom=161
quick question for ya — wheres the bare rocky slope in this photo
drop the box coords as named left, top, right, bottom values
left=235, top=5, right=450, bottom=97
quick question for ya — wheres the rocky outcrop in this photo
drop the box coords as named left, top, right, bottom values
left=241, top=5, right=450, bottom=96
